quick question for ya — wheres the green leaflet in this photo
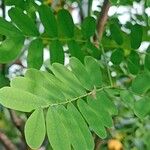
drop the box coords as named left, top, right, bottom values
left=130, top=24, right=143, bottom=49
left=27, top=38, right=44, bottom=69
left=0, top=17, right=22, bottom=37
left=127, top=51, right=140, bottom=75
left=70, top=57, right=93, bottom=90
left=50, top=40, right=64, bottom=64
left=111, top=48, right=124, bottom=65
left=25, top=108, right=46, bottom=149
left=120, top=90, right=135, bottom=109
left=87, top=95, right=113, bottom=128
left=38, top=5, right=58, bottom=37
left=110, top=23, right=123, bottom=45
left=132, top=71, right=150, bottom=94
left=5, top=0, right=26, bottom=8
left=145, top=52, right=150, bottom=71
left=81, top=16, right=96, bottom=39
left=78, top=99, right=107, bottom=138
left=25, top=69, right=66, bottom=102
left=84, top=56, right=103, bottom=87
left=10, top=77, right=60, bottom=103
left=67, top=104, right=94, bottom=150
left=96, top=91, right=118, bottom=115
left=134, top=97, right=150, bottom=119
left=0, top=87, right=49, bottom=112
left=84, top=42, right=101, bottom=59
left=55, top=104, right=94, bottom=150
left=0, top=36, right=25, bottom=63
left=46, top=107, right=71, bottom=150
left=57, top=9, right=74, bottom=38
left=0, top=75, right=9, bottom=88
left=8, top=7, right=39, bottom=36
left=50, top=63, right=86, bottom=96
left=67, top=40, right=84, bottom=62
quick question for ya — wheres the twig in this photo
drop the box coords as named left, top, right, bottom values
left=9, top=110, right=28, bottom=150
left=0, top=131, right=17, bottom=150
left=94, top=1, right=111, bottom=149
left=96, top=0, right=110, bottom=42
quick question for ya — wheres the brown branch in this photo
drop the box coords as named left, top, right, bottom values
left=96, top=0, right=111, bottom=42
left=0, top=131, right=17, bottom=150
left=94, top=1, right=111, bottom=150
left=9, top=110, right=28, bottom=150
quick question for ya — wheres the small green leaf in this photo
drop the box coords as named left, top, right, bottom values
left=120, top=90, right=135, bottom=109
left=0, top=17, right=22, bottom=37
left=81, top=16, right=96, bottom=39
left=145, top=53, right=150, bottom=71
left=134, top=97, right=150, bottom=119
left=68, top=40, right=84, bottom=62
left=46, top=107, right=71, bottom=150
left=0, top=75, right=10, bottom=88
left=70, top=57, right=93, bottom=90
left=25, top=108, right=46, bottom=149
left=0, top=87, right=49, bottom=112
left=132, top=71, right=150, bottom=94
left=38, top=5, right=58, bottom=37
left=130, top=24, right=143, bottom=49
left=87, top=95, right=113, bottom=128
left=27, top=38, right=44, bottom=69
left=111, top=48, right=124, bottom=65
left=84, top=56, right=103, bottom=87
left=96, top=91, right=118, bottom=115
left=78, top=100, right=107, bottom=138
left=50, top=63, right=86, bottom=96
left=50, top=40, right=64, bottom=64
left=0, top=36, right=25, bottom=63
left=57, top=9, right=74, bottom=38
left=67, top=104, right=94, bottom=150
left=10, top=77, right=60, bottom=103
left=127, top=51, right=140, bottom=75
left=110, top=23, right=123, bottom=45
left=8, top=7, right=39, bottom=36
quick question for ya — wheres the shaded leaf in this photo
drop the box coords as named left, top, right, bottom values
left=0, top=17, right=22, bottom=37
left=0, top=87, right=49, bottom=112
left=132, top=71, right=150, bottom=94
left=8, top=7, right=39, bottom=36
left=127, top=51, right=140, bottom=75
left=110, top=23, right=123, bottom=45
left=50, top=40, right=64, bottom=64
left=111, top=48, right=124, bottom=65
left=68, top=40, right=84, bottom=62
left=81, top=16, right=96, bottom=39
left=38, top=5, right=58, bottom=37
left=130, top=24, right=143, bottom=49
left=134, top=97, right=150, bottom=119
left=27, top=38, right=44, bottom=69
left=0, top=36, right=24, bottom=63
left=57, top=9, right=74, bottom=38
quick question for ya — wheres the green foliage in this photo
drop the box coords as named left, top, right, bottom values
left=0, top=0, right=150, bottom=149
left=0, top=57, right=117, bottom=149
left=130, top=24, right=143, bottom=49
left=8, top=7, right=39, bottom=36
left=81, top=16, right=96, bottom=39
left=27, top=38, right=44, bottom=69
left=38, top=5, right=58, bottom=38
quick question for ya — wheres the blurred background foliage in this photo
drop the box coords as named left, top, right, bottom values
left=0, top=0, right=150, bottom=149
